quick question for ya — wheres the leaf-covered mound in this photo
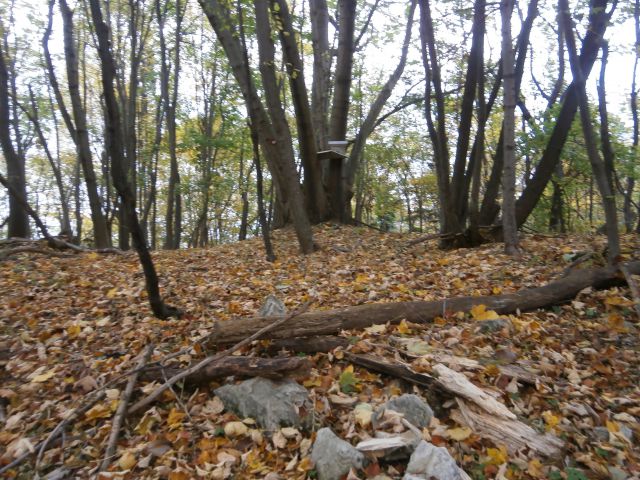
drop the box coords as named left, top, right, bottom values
left=1, top=225, right=639, bottom=479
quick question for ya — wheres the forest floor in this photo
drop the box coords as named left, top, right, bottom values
left=0, top=224, right=639, bottom=480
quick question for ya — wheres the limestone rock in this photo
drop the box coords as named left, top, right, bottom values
left=214, top=378, right=311, bottom=431
left=311, top=428, right=365, bottom=480
left=403, top=441, right=471, bottom=480
left=372, top=394, right=434, bottom=429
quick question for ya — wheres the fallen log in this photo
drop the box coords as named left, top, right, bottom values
left=212, top=261, right=640, bottom=344
left=140, top=356, right=311, bottom=385
left=264, top=335, right=350, bottom=354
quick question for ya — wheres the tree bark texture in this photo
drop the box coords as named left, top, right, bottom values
left=500, top=0, right=519, bottom=255
left=210, top=261, right=640, bottom=345
left=0, top=39, right=29, bottom=238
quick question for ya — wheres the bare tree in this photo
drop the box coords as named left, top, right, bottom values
left=88, top=0, right=179, bottom=318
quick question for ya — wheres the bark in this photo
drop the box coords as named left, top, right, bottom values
left=88, top=0, right=179, bottom=319
left=141, top=356, right=311, bottom=386
left=59, top=0, right=110, bottom=248
left=627, top=0, right=639, bottom=233
left=560, top=0, right=620, bottom=264
left=309, top=0, right=331, bottom=151
left=328, top=0, right=357, bottom=221
left=514, top=0, right=611, bottom=226
left=211, top=261, right=640, bottom=344
left=198, top=0, right=315, bottom=253
left=501, top=0, right=519, bottom=255
left=0, top=40, right=29, bottom=238
left=272, top=0, right=327, bottom=223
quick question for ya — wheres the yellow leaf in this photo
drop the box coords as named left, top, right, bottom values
left=85, top=403, right=112, bottom=422
left=483, top=364, right=501, bottom=377
left=118, top=450, right=137, bottom=470
left=106, top=287, right=118, bottom=298
left=167, top=408, right=185, bottom=429
left=447, top=426, right=472, bottom=441
left=452, top=278, right=464, bottom=289
left=66, top=324, right=81, bottom=337
left=486, top=445, right=508, bottom=465
left=31, top=369, right=56, bottom=383
left=606, top=420, right=620, bottom=433
left=355, top=273, right=369, bottom=283
left=470, top=304, right=500, bottom=321
left=492, top=286, right=503, bottom=295
left=607, top=314, right=627, bottom=332
left=396, top=319, right=412, bottom=335
left=541, top=410, right=560, bottom=431
left=86, top=252, right=100, bottom=261
left=605, top=296, right=634, bottom=306
left=227, top=301, right=242, bottom=314
left=224, top=421, right=248, bottom=437
left=527, top=458, right=545, bottom=478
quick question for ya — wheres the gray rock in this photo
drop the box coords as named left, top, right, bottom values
left=259, top=294, right=287, bottom=316
left=478, top=318, right=511, bottom=334
left=311, top=428, right=365, bottom=480
left=372, top=394, right=434, bottom=429
left=403, top=441, right=470, bottom=480
left=214, top=378, right=311, bottom=431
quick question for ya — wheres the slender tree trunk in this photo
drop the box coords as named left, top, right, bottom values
left=628, top=0, right=639, bottom=232
left=501, top=0, right=519, bottom=255
left=26, top=86, right=71, bottom=235
left=560, top=0, right=619, bottom=264
left=88, top=0, right=179, bottom=319
left=59, top=0, right=110, bottom=248
left=309, top=0, right=331, bottom=151
left=514, top=0, right=611, bottom=226
left=0, top=42, right=29, bottom=238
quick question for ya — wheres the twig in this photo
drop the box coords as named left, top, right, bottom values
left=34, top=391, right=107, bottom=471
left=619, top=262, right=640, bottom=321
left=97, top=344, right=154, bottom=475
left=559, top=251, right=594, bottom=278
left=405, top=232, right=447, bottom=247
left=128, top=302, right=311, bottom=415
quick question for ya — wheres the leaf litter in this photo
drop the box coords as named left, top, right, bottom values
left=0, top=224, right=639, bottom=479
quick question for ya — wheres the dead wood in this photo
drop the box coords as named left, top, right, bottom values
left=345, top=353, right=563, bottom=458
left=128, top=302, right=311, bottom=415
left=98, top=344, right=154, bottom=474
left=451, top=399, right=563, bottom=458
left=264, top=335, right=350, bottom=354
left=140, top=356, right=312, bottom=385
left=211, top=261, right=640, bottom=344
left=0, top=245, right=74, bottom=260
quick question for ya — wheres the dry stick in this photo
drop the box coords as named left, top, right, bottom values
left=619, top=262, right=640, bottom=321
left=1, top=348, right=154, bottom=476
left=34, top=391, right=107, bottom=472
left=128, top=302, right=311, bottom=416
left=97, top=344, right=154, bottom=475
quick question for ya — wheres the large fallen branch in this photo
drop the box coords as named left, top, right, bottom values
left=211, top=261, right=640, bottom=344
left=140, top=356, right=311, bottom=385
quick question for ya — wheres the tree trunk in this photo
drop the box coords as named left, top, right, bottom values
left=345, top=1, right=417, bottom=221
left=88, top=0, right=179, bottom=319
left=501, top=0, right=519, bottom=255
left=0, top=40, right=29, bottom=238
left=309, top=0, right=331, bottom=151
left=327, top=0, right=357, bottom=221
left=559, top=0, right=619, bottom=264
left=198, top=0, right=315, bottom=254
left=59, top=0, right=110, bottom=248
left=514, top=0, right=610, bottom=227
left=272, top=0, right=328, bottom=223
